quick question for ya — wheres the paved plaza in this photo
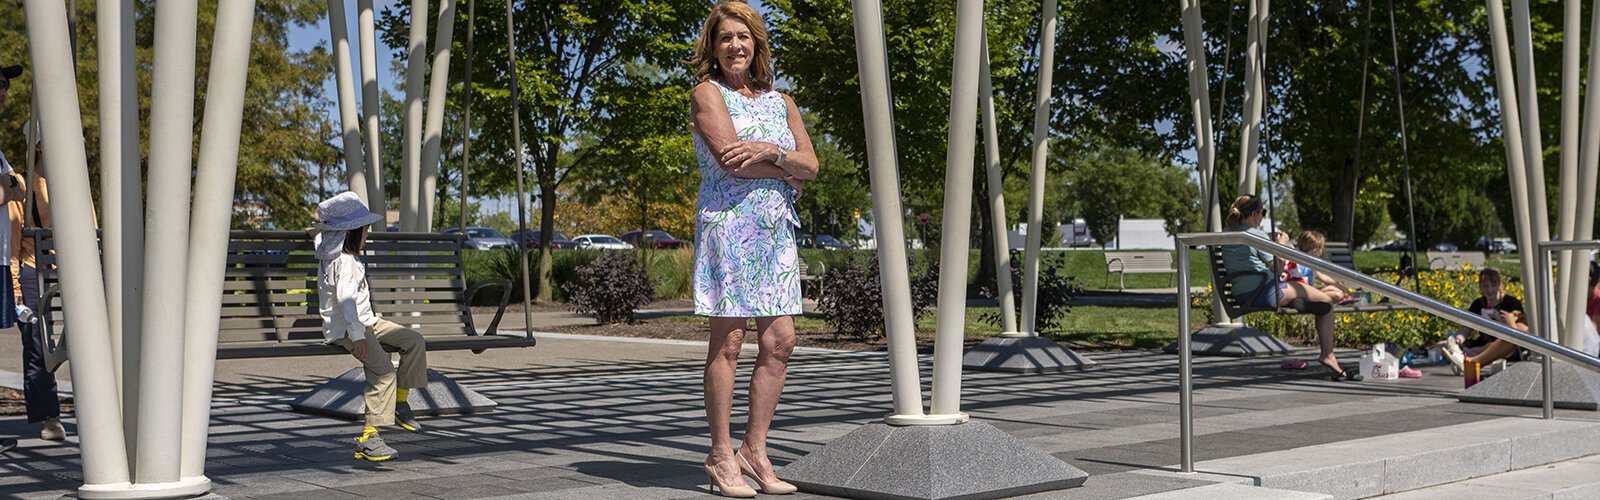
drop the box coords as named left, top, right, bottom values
left=2, top=326, right=1597, bottom=499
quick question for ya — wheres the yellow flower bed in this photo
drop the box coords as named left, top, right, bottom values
left=1192, top=265, right=1523, bottom=348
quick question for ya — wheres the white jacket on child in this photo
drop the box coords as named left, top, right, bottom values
left=319, top=251, right=379, bottom=342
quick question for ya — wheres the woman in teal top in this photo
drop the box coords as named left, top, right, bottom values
left=1221, top=195, right=1357, bottom=381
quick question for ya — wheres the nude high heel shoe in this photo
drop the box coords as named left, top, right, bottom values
left=704, top=463, right=757, bottom=498
left=736, top=450, right=798, bottom=495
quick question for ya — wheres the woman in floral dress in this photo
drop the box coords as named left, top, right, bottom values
left=687, top=1, right=818, bottom=497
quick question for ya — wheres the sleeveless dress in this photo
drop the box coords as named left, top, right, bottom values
left=692, top=81, right=802, bottom=317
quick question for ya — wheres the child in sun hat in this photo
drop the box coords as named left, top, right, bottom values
left=314, top=191, right=428, bottom=461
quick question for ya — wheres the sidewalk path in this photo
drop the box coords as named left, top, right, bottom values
left=3, top=328, right=1588, bottom=499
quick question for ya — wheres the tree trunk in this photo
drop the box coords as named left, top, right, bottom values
left=1331, top=159, right=1360, bottom=243
left=536, top=144, right=558, bottom=302
left=974, top=176, right=997, bottom=294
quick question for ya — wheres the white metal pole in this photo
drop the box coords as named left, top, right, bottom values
left=419, top=0, right=458, bottom=233
left=1020, top=0, right=1058, bottom=334
left=22, top=0, right=132, bottom=489
left=978, top=35, right=1018, bottom=335
left=1253, top=0, right=1270, bottom=194
left=1486, top=0, right=1541, bottom=334
left=97, top=0, right=143, bottom=460
left=851, top=0, right=926, bottom=423
left=1511, top=0, right=1555, bottom=342
left=1236, top=0, right=1262, bottom=196
left=1568, top=0, right=1600, bottom=352
left=1556, top=0, right=1580, bottom=319
left=928, top=0, right=983, bottom=418
left=328, top=0, right=369, bottom=202
left=180, top=0, right=255, bottom=480
left=358, top=0, right=387, bottom=220
left=401, top=0, right=429, bottom=232
left=1179, top=0, right=1231, bottom=323
left=136, top=0, right=200, bottom=484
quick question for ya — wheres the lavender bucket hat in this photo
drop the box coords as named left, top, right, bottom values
left=314, top=192, right=384, bottom=232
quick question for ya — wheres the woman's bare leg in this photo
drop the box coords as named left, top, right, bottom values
left=741, top=315, right=796, bottom=482
left=1282, top=284, right=1342, bottom=370
left=1466, top=339, right=1518, bottom=365
left=705, top=317, right=746, bottom=483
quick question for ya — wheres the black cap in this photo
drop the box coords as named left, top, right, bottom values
left=0, top=65, right=21, bottom=81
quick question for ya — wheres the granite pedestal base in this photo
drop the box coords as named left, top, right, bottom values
left=779, top=421, right=1088, bottom=500
left=1164, top=323, right=1295, bottom=357
left=961, top=336, right=1096, bottom=373
left=1458, top=361, right=1600, bottom=410
left=289, top=367, right=496, bottom=419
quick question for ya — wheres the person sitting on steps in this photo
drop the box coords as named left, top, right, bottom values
left=1220, top=195, right=1358, bottom=381
left=313, top=192, right=429, bottom=462
left=1443, top=268, right=1528, bottom=374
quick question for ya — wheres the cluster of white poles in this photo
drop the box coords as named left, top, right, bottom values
left=327, top=0, right=460, bottom=234
left=1176, top=0, right=1600, bottom=349
left=23, top=0, right=257, bottom=498
left=850, top=0, right=1059, bottom=424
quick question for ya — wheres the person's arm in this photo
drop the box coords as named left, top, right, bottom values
left=689, top=82, right=788, bottom=179
left=33, top=173, right=50, bottom=230
left=331, top=257, right=368, bottom=342
left=1314, top=270, right=1343, bottom=288
left=717, top=93, right=820, bottom=181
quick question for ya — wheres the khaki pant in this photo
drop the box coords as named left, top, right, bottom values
left=332, top=319, right=428, bottom=427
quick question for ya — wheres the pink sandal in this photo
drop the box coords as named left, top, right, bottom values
left=1282, top=359, right=1310, bottom=370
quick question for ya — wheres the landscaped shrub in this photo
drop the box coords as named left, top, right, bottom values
left=642, top=248, right=695, bottom=300
left=817, top=254, right=938, bottom=340
left=563, top=251, right=655, bottom=324
left=979, top=252, right=1082, bottom=332
left=465, top=248, right=527, bottom=306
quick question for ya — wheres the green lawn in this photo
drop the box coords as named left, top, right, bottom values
left=798, top=248, right=1525, bottom=292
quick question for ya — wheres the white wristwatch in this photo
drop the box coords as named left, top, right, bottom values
left=776, top=148, right=789, bottom=168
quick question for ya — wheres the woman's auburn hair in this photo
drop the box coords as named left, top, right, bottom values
left=692, top=1, right=774, bottom=92
left=1226, top=194, right=1264, bottom=227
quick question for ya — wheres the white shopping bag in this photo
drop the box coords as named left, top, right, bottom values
left=1359, top=343, right=1400, bottom=381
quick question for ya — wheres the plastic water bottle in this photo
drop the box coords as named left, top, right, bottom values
left=16, top=304, right=36, bottom=325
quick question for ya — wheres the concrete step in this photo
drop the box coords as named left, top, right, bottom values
left=1133, top=417, right=1600, bottom=499
left=1371, top=454, right=1600, bottom=499
left=1125, top=482, right=1333, bottom=500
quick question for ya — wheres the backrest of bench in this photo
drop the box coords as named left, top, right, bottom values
left=1426, top=251, right=1487, bottom=271
left=35, top=230, right=474, bottom=346
left=1105, top=251, right=1175, bottom=271
left=1324, top=242, right=1357, bottom=271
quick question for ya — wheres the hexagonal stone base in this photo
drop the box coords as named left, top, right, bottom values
left=962, top=336, right=1096, bottom=373
left=1164, top=324, right=1296, bottom=357
left=780, top=421, right=1088, bottom=500
left=1458, top=362, right=1600, bottom=410
left=289, top=368, right=496, bottom=420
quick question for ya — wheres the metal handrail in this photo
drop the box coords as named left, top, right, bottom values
left=1174, top=231, right=1600, bottom=473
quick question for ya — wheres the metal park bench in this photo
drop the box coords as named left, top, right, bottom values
left=1427, top=251, right=1487, bottom=271
left=799, top=259, right=826, bottom=300
left=32, top=229, right=525, bottom=417
left=1104, top=251, right=1177, bottom=290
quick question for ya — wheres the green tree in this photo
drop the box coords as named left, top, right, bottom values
left=1064, top=145, right=1198, bottom=247
left=382, top=0, right=705, bottom=301
left=770, top=0, right=1179, bottom=285
left=0, top=1, right=337, bottom=229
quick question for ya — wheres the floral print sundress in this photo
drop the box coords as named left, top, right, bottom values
left=692, top=80, right=802, bottom=317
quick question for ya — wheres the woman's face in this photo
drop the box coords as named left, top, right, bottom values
left=1245, top=207, right=1265, bottom=227
left=714, top=17, right=754, bottom=78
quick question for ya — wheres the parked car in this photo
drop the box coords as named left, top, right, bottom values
left=1478, top=237, right=1517, bottom=254
left=798, top=233, right=852, bottom=250
left=573, top=234, right=634, bottom=251
left=509, top=229, right=577, bottom=249
left=1376, top=239, right=1412, bottom=252
left=621, top=230, right=690, bottom=249
left=442, top=226, right=517, bottom=250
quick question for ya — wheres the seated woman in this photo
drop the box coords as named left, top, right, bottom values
left=1443, top=268, right=1528, bottom=372
left=1220, top=195, right=1356, bottom=381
